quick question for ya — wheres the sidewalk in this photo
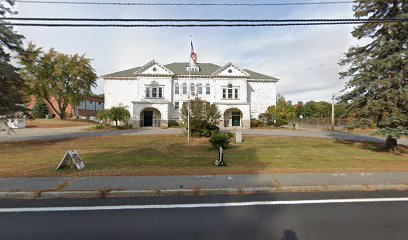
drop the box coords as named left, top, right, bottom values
left=1, top=173, right=407, bottom=199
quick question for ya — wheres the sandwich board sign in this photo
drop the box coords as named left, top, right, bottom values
left=56, top=150, right=85, bottom=170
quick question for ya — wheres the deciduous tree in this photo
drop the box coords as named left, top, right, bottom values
left=19, top=43, right=97, bottom=119
left=181, top=98, right=221, bottom=137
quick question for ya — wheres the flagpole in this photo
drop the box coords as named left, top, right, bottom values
left=187, top=35, right=192, bottom=143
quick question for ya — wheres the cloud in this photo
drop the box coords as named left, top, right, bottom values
left=13, top=2, right=358, bottom=102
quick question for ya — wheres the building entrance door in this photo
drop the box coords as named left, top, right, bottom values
left=143, top=111, right=153, bottom=127
left=232, top=111, right=241, bottom=126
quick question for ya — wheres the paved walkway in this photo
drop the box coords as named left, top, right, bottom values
left=0, top=173, right=407, bottom=197
left=1, top=126, right=406, bottom=146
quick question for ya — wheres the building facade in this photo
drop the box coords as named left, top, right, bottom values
left=29, top=95, right=104, bottom=120
left=102, top=60, right=278, bottom=129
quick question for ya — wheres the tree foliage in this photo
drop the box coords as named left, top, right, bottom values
left=181, top=98, right=221, bottom=137
left=109, top=105, right=130, bottom=127
left=259, top=95, right=296, bottom=127
left=32, top=99, right=48, bottom=118
left=339, top=0, right=408, bottom=150
left=18, top=42, right=97, bottom=119
left=0, top=0, right=24, bottom=115
left=97, top=105, right=130, bottom=127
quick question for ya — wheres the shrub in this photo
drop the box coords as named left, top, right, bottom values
left=96, top=109, right=112, bottom=126
left=209, top=132, right=233, bottom=149
left=97, top=105, right=130, bottom=127
left=32, top=100, right=48, bottom=118
left=250, top=119, right=265, bottom=128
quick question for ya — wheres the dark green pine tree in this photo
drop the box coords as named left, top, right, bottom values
left=0, top=0, right=24, bottom=115
left=339, top=0, right=408, bottom=151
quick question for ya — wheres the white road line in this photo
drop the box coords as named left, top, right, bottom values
left=0, top=198, right=407, bottom=213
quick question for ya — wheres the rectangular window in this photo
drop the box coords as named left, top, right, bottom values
left=234, top=89, right=239, bottom=99
left=206, top=85, right=210, bottom=94
left=152, top=88, right=157, bottom=98
left=183, top=84, right=187, bottom=94
left=175, top=85, right=179, bottom=94
left=175, top=102, right=179, bottom=110
left=197, top=85, right=203, bottom=94
left=222, top=89, right=226, bottom=99
left=228, top=88, right=233, bottom=99
left=159, top=88, right=163, bottom=98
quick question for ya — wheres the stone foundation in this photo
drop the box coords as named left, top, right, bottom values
left=128, top=119, right=141, bottom=129
left=160, top=120, right=168, bottom=128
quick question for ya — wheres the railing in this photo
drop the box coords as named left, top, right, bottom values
left=140, top=120, right=161, bottom=127
left=289, top=117, right=349, bottom=129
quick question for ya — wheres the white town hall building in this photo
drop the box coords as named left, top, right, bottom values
left=102, top=60, right=278, bottom=129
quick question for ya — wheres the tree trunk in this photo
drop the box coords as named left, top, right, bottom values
left=115, top=120, right=118, bottom=127
left=385, top=136, right=398, bottom=151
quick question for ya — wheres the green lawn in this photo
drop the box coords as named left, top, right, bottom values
left=0, top=135, right=407, bottom=177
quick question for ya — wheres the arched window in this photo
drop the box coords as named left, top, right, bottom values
left=197, top=83, right=203, bottom=94
left=190, top=83, right=195, bottom=94
left=174, top=83, right=179, bottom=94
left=227, top=84, right=233, bottom=99
left=206, top=84, right=210, bottom=95
left=182, top=83, right=187, bottom=94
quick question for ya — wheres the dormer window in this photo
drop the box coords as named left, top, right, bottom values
left=186, top=66, right=200, bottom=72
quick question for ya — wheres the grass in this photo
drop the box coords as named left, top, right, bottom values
left=0, top=135, right=407, bottom=178
left=26, top=119, right=96, bottom=128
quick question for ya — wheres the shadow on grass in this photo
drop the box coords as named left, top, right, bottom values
left=333, top=138, right=408, bottom=155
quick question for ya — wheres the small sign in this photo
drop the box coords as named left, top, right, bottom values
left=56, top=150, right=85, bottom=170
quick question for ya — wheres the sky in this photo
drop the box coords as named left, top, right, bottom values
left=12, top=0, right=358, bottom=103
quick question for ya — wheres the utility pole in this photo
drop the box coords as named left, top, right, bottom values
left=331, top=94, right=335, bottom=131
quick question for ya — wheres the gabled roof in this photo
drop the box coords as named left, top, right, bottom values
left=102, top=61, right=278, bottom=81
left=211, top=62, right=250, bottom=77
left=102, top=67, right=141, bottom=78
left=165, top=62, right=221, bottom=76
left=134, top=59, right=174, bottom=75
left=244, top=69, right=279, bottom=81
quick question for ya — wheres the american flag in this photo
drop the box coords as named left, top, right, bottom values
left=191, top=40, right=197, bottom=64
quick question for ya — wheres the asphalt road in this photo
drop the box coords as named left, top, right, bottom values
left=0, top=191, right=407, bottom=240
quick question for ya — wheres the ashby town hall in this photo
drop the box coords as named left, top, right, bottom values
left=102, top=52, right=279, bottom=129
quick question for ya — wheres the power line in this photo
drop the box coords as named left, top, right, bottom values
left=3, top=17, right=407, bottom=23
left=4, top=21, right=407, bottom=27
left=15, top=1, right=355, bottom=7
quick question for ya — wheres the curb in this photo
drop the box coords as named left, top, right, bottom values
left=0, top=185, right=407, bottom=199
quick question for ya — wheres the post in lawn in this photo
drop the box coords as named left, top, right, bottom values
left=215, top=147, right=227, bottom=166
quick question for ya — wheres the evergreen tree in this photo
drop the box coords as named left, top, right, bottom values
left=339, top=0, right=408, bottom=150
left=0, top=0, right=24, bottom=115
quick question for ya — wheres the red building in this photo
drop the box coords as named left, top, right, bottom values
left=29, top=95, right=104, bottom=119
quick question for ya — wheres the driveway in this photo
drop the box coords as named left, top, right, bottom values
left=0, top=126, right=406, bottom=146
left=0, top=126, right=183, bottom=142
